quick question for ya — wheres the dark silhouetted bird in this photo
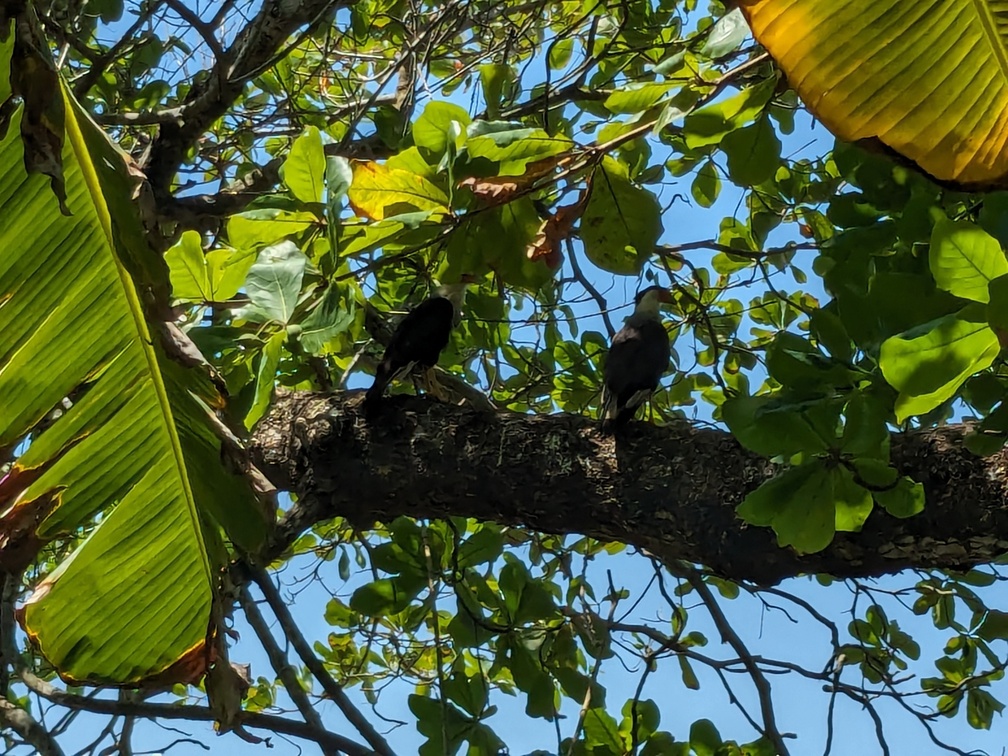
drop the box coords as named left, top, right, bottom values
left=599, top=285, right=673, bottom=432
left=364, top=275, right=476, bottom=410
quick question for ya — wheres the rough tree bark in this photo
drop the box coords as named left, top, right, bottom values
left=249, top=390, right=1008, bottom=586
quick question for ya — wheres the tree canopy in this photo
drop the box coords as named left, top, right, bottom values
left=4, top=0, right=1008, bottom=754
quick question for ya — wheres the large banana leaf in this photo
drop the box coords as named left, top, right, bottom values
left=739, top=0, right=1008, bottom=188
left=0, top=28, right=270, bottom=684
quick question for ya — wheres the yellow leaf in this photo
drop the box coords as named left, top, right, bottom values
left=739, top=0, right=1008, bottom=187
left=348, top=161, right=449, bottom=220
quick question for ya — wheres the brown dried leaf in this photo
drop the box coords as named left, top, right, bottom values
left=526, top=191, right=588, bottom=267
left=0, top=6, right=68, bottom=214
left=457, top=175, right=522, bottom=205
left=0, top=490, right=60, bottom=572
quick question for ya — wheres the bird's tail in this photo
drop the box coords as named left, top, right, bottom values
left=598, top=388, right=618, bottom=434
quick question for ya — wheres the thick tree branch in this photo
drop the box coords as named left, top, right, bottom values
left=0, top=697, right=64, bottom=756
left=250, top=391, right=1008, bottom=586
left=144, top=0, right=348, bottom=199
left=162, top=137, right=389, bottom=225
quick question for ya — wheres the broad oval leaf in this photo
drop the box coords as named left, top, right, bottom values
left=166, top=230, right=254, bottom=304
left=580, top=156, right=662, bottom=274
left=737, top=461, right=842, bottom=554
left=227, top=208, right=317, bottom=252
left=413, top=101, right=470, bottom=162
left=880, top=305, right=1001, bottom=422
left=347, top=161, right=449, bottom=220
left=721, top=118, right=782, bottom=186
left=929, top=219, right=1008, bottom=303
left=282, top=126, right=326, bottom=204
left=464, top=127, right=572, bottom=175
left=237, top=240, right=307, bottom=325
left=604, top=82, right=673, bottom=115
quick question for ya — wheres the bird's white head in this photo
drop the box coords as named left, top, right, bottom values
left=632, top=285, right=673, bottom=318
left=436, top=272, right=479, bottom=308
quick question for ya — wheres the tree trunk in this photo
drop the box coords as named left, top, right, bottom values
left=250, top=391, right=1008, bottom=585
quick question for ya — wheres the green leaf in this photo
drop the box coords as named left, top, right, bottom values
left=408, top=694, right=470, bottom=755
left=299, top=285, right=356, bottom=355
left=840, top=392, right=890, bottom=458
left=442, top=198, right=552, bottom=293
left=691, top=160, right=720, bottom=208
left=741, top=737, right=777, bottom=756
left=245, top=330, right=285, bottom=429
left=548, top=37, right=574, bottom=70
left=166, top=231, right=255, bottom=304
left=499, top=561, right=557, bottom=624
left=977, top=610, right=1008, bottom=641
left=604, top=82, right=673, bottom=114
left=873, top=477, right=925, bottom=519
left=227, top=208, right=316, bottom=251
left=880, top=305, right=1000, bottom=423
left=764, top=331, right=851, bottom=389
left=851, top=458, right=898, bottom=488
left=967, top=689, right=1004, bottom=730
left=464, top=127, right=572, bottom=175
left=620, top=699, right=661, bottom=743
left=413, top=101, right=470, bottom=162
left=583, top=708, right=625, bottom=751
left=929, top=219, right=1008, bottom=303
left=580, top=156, right=662, bottom=274
left=350, top=574, right=426, bottom=615
left=5, top=61, right=266, bottom=684
left=721, top=396, right=829, bottom=457
left=702, top=7, right=748, bottom=58
left=678, top=655, right=700, bottom=690
left=238, top=241, right=307, bottom=325
left=642, top=733, right=687, bottom=756
left=987, top=273, right=1008, bottom=333
left=721, top=119, right=781, bottom=186
left=326, top=155, right=353, bottom=204
left=683, top=78, right=775, bottom=149
left=283, top=126, right=326, bottom=204
left=689, top=719, right=723, bottom=756
left=737, top=462, right=837, bottom=554
left=831, top=465, right=873, bottom=533
left=444, top=665, right=489, bottom=717
left=479, top=63, right=513, bottom=120
left=457, top=526, right=505, bottom=567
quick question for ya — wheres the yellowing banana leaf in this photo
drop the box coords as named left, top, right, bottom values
left=0, top=29, right=271, bottom=685
left=739, top=0, right=1008, bottom=187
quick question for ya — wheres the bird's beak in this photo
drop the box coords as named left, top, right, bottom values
left=658, top=288, right=674, bottom=304
left=459, top=273, right=479, bottom=285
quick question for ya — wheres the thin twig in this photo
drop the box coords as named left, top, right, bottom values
left=20, top=670, right=373, bottom=756
left=246, top=565, right=397, bottom=756
left=238, top=586, right=341, bottom=756
left=669, top=562, right=791, bottom=756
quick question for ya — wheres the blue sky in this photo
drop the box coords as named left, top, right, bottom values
left=8, top=2, right=1008, bottom=755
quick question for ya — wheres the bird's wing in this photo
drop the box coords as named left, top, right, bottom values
left=604, top=321, right=671, bottom=399
left=382, top=297, right=455, bottom=368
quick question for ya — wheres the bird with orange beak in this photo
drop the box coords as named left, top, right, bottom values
left=599, top=285, right=674, bottom=432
